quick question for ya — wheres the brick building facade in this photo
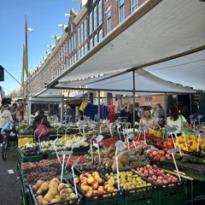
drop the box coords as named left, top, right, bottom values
left=26, top=0, right=148, bottom=98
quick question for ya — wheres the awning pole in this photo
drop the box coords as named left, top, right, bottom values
left=98, top=91, right=100, bottom=122
left=133, top=71, right=136, bottom=134
left=60, top=97, right=64, bottom=124
left=164, top=93, right=168, bottom=117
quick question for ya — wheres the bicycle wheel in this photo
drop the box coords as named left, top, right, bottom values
left=2, top=137, right=8, bottom=160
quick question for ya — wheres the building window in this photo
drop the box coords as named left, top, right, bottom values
left=70, top=37, right=73, bottom=52
left=85, top=43, right=88, bottom=54
left=73, top=33, right=76, bottom=50
left=118, top=0, right=125, bottom=23
left=98, top=0, right=103, bottom=25
left=93, top=6, right=98, bottom=31
left=89, top=12, right=93, bottom=34
left=84, top=19, right=87, bottom=40
left=90, top=38, right=93, bottom=49
left=68, top=39, right=71, bottom=53
left=131, top=0, right=139, bottom=13
left=106, top=10, right=112, bottom=33
left=78, top=27, right=80, bottom=47
left=98, top=29, right=103, bottom=42
left=81, top=23, right=84, bottom=43
left=94, top=34, right=98, bottom=46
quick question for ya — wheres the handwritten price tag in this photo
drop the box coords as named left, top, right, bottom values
left=115, top=140, right=125, bottom=151
left=96, top=134, right=104, bottom=143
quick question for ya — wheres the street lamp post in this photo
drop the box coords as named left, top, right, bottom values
left=21, top=16, right=32, bottom=98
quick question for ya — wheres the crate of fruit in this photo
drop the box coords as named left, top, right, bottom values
left=22, top=164, right=62, bottom=185
left=29, top=177, right=81, bottom=205
left=17, top=148, right=44, bottom=164
left=73, top=168, right=124, bottom=205
left=104, top=170, right=155, bottom=205
left=134, top=164, right=187, bottom=205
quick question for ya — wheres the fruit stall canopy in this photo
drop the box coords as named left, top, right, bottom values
left=47, top=0, right=205, bottom=91
left=37, top=69, right=195, bottom=97
left=86, top=69, right=195, bottom=94
left=144, top=50, right=205, bottom=91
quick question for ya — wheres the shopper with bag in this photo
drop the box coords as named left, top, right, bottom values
left=32, top=110, right=50, bottom=142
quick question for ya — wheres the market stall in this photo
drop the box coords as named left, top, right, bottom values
left=17, top=0, right=205, bottom=204
left=17, top=121, right=205, bottom=205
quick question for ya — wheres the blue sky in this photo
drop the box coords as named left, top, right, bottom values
left=0, top=0, right=79, bottom=95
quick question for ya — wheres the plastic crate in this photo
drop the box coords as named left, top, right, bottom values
left=17, top=149, right=43, bottom=164
left=72, top=168, right=124, bottom=205
left=187, top=179, right=205, bottom=204
left=157, top=182, right=187, bottom=205
left=107, top=171, right=155, bottom=205
left=82, top=194, right=124, bottom=205
left=18, top=135, right=33, bottom=147
left=21, top=185, right=33, bottom=205
left=17, top=164, right=33, bottom=205
left=28, top=183, right=81, bottom=205
left=124, top=186, right=156, bottom=205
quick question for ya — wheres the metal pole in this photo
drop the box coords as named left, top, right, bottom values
left=98, top=91, right=100, bottom=122
left=28, top=99, right=31, bottom=125
left=133, top=71, right=136, bottom=134
left=60, top=98, right=64, bottom=123
left=164, top=93, right=168, bottom=117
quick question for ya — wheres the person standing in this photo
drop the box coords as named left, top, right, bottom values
left=139, top=109, right=158, bottom=129
left=166, top=106, right=189, bottom=135
left=11, top=103, right=22, bottom=125
left=107, top=103, right=116, bottom=123
left=152, top=103, right=165, bottom=127
left=32, top=110, right=50, bottom=141
left=0, top=99, right=14, bottom=141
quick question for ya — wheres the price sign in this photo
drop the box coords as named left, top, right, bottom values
left=171, top=147, right=179, bottom=154
left=96, top=134, right=104, bottom=143
left=115, top=140, right=126, bottom=152
left=52, top=141, right=61, bottom=163
left=127, top=133, right=134, bottom=140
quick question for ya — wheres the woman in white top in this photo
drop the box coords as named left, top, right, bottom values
left=166, top=106, right=189, bottom=134
left=139, top=110, right=158, bottom=129
left=0, top=99, right=13, bottom=131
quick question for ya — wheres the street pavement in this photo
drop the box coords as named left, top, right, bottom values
left=0, top=146, right=21, bottom=205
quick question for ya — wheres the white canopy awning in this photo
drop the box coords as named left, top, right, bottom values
left=145, top=50, right=205, bottom=91
left=86, top=69, right=195, bottom=94
left=48, top=0, right=205, bottom=87
left=35, top=88, right=64, bottom=98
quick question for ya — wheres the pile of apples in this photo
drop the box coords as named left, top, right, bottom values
left=105, top=171, right=151, bottom=190
left=75, top=171, right=117, bottom=198
left=147, top=149, right=172, bottom=161
left=135, top=165, right=178, bottom=186
left=32, top=177, right=77, bottom=205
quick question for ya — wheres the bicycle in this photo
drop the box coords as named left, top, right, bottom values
left=1, top=127, right=18, bottom=160
left=1, top=130, right=10, bottom=160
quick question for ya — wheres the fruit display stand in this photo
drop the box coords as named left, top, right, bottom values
left=17, top=148, right=44, bottom=165
left=134, top=165, right=188, bottom=205
left=16, top=122, right=205, bottom=205
left=17, top=134, right=90, bottom=165
left=28, top=178, right=80, bottom=205
left=17, top=164, right=33, bottom=205
left=18, top=156, right=86, bottom=205
left=73, top=168, right=124, bottom=205
left=104, top=171, right=155, bottom=205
